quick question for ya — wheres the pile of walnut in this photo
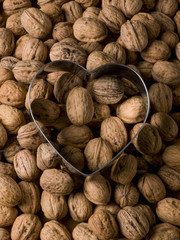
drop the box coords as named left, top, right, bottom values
left=0, top=0, right=180, bottom=239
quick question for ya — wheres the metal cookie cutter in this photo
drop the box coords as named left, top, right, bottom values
left=28, top=60, right=150, bottom=177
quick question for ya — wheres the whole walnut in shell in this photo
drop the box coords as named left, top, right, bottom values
left=161, top=31, right=179, bottom=49
left=0, top=228, right=10, bottom=240
left=40, top=3, right=64, bottom=23
left=94, top=202, right=120, bottom=216
left=0, top=205, right=18, bottom=227
left=75, top=0, right=99, bottom=8
left=134, top=204, right=156, bottom=227
left=3, top=0, right=31, bottom=16
left=62, top=1, right=83, bottom=23
left=6, top=12, right=26, bottom=36
left=0, top=66, right=14, bottom=85
left=0, top=28, right=15, bottom=57
left=162, top=144, right=180, bottom=169
left=52, top=22, right=73, bottom=41
left=82, top=6, right=100, bottom=18
left=155, top=0, right=178, bottom=17
left=13, top=34, right=33, bottom=59
left=151, top=11, right=176, bottom=32
left=72, top=223, right=99, bottom=240
left=0, top=123, right=8, bottom=148
left=103, top=42, right=126, bottom=64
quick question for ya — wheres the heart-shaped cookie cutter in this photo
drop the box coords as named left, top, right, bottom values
left=28, top=60, right=150, bottom=177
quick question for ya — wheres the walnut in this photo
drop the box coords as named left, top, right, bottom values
left=83, top=173, right=111, bottom=205
left=17, top=121, right=49, bottom=150
left=3, top=140, right=22, bottom=163
left=82, top=6, right=100, bottom=18
left=103, top=42, right=126, bottom=64
left=0, top=162, right=17, bottom=180
left=161, top=31, right=179, bottom=49
left=114, top=183, right=139, bottom=208
left=0, top=80, right=27, bottom=108
left=0, top=56, right=19, bottom=69
left=13, top=34, right=33, bottom=59
left=73, top=17, right=108, bottom=42
left=111, top=154, right=137, bottom=184
left=0, top=228, right=10, bottom=240
left=0, top=175, right=22, bottom=207
left=11, top=214, right=42, bottom=240
left=86, top=51, right=117, bottom=71
left=21, top=7, right=52, bottom=39
left=118, top=0, right=143, bottom=18
left=98, top=5, right=126, bottom=34
left=57, top=124, right=93, bottom=148
left=88, top=210, right=118, bottom=240
left=6, top=12, right=26, bottom=36
left=62, top=1, right=83, bottom=23
left=72, top=223, right=99, bottom=240
left=120, top=20, right=148, bottom=52
left=138, top=173, right=166, bottom=203
left=117, top=206, right=150, bottom=240
left=134, top=204, right=156, bottom=227
left=158, top=164, right=180, bottom=191
left=150, top=112, right=178, bottom=142
left=94, top=202, right=121, bottom=216
left=130, top=123, right=162, bottom=155
left=3, top=0, right=31, bottom=16
left=40, top=220, right=71, bottom=240
left=174, top=11, right=180, bottom=35
left=132, top=12, right=160, bottom=39
left=52, top=22, right=74, bottom=41
left=148, top=83, right=173, bottom=113
left=151, top=11, right=176, bottom=32
left=0, top=66, right=14, bottom=85
left=156, top=198, right=180, bottom=227
left=40, top=168, right=74, bottom=195
left=0, top=123, right=8, bottom=148
left=79, top=41, right=103, bottom=54
left=0, top=205, right=18, bottom=227
left=137, top=61, right=153, bottom=82
left=40, top=3, right=64, bottom=23
left=18, top=181, right=40, bottom=214
left=75, top=0, right=99, bottom=8
left=162, top=144, right=180, bottom=169
left=141, top=40, right=171, bottom=63
left=14, top=149, right=40, bottom=181
left=100, top=117, right=128, bottom=153
left=50, top=42, right=87, bottom=66
left=41, top=191, right=68, bottom=220
left=0, top=28, right=15, bottom=57
left=155, top=0, right=178, bottom=17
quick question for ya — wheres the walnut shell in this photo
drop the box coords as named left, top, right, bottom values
left=11, top=214, right=42, bottom=240
left=148, top=83, right=173, bottom=113
left=82, top=6, right=100, bottom=18
left=0, top=123, right=8, bottom=148
left=118, top=0, right=143, bottom=18
left=0, top=175, right=22, bottom=207
left=0, top=28, right=15, bottom=57
left=14, top=149, right=40, bottom=181
left=0, top=205, right=18, bottom=227
left=116, top=96, right=146, bottom=124
left=86, top=51, right=117, bottom=71
left=0, top=80, right=27, bottom=108
left=73, top=17, right=108, bottom=42
left=117, top=206, right=150, bottom=240
left=94, top=202, right=121, bottom=216
left=0, top=56, right=19, bottom=69
left=66, top=87, right=94, bottom=126
left=114, top=183, right=139, bottom=208
left=93, top=75, right=124, bottom=105
left=161, top=31, right=179, bottom=49
left=83, top=173, right=111, bottom=205
left=12, top=60, right=44, bottom=84
left=40, top=168, right=74, bottom=195
left=158, top=164, right=180, bottom=191
left=134, top=204, right=156, bottom=227
left=100, top=117, right=128, bottom=153
left=0, top=228, right=10, bottom=240
left=88, top=210, right=118, bottom=240
left=50, top=42, right=87, bottom=66
left=146, top=223, right=180, bottom=240
left=72, top=222, right=99, bottom=240
left=13, top=34, right=33, bottom=59
left=62, top=1, right=83, bottom=23
left=57, top=124, right=93, bottom=148
left=111, top=154, right=137, bottom=184
left=130, top=123, right=162, bottom=155
left=156, top=198, right=180, bottom=226
left=141, top=40, right=171, bottom=63
left=68, top=191, right=93, bottom=222
left=40, top=220, right=71, bottom=240
left=150, top=112, right=178, bottom=142
left=75, top=0, right=99, bottom=8
left=152, top=60, right=180, bottom=86
left=0, top=104, right=26, bottom=134
left=98, top=5, right=126, bottom=34
left=3, top=0, right=31, bottom=16
left=52, top=22, right=73, bottom=41
left=6, top=12, right=26, bottom=36
left=151, top=11, right=176, bottom=32
left=162, top=144, right=180, bottom=169
left=132, top=12, right=160, bottom=39
left=3, top=140, right=22, bottom=163
left=21, top=7, right=52, bottom=39
left=79, top=41, right=103, bottom=54
left=18, top=181, right=40, bottom=214
left=120, top=20, right=148, bottom=52
left=0, top=162, right=17, bottom=180
left=138, top=173, right=166, bottom=203
left=103, top=42, right=126, bottom=64
left=174, top=11, right=180, bottom=35
left=155, top=0, right=178, bottom=17
left=41, top=191, right=68, bottom=220
left=40, top=3, right=64, bottom=23
left=0, top=66, right=14, bottom=85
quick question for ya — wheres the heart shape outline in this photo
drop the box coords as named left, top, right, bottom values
left=28, top=60, right=150, bottom=177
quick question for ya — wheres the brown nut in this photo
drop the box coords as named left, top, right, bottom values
left=0, top=56, right=19, bottom=69
left=82, top=6, right=100, bottom=18
left=6, top=12, right=26, bottom=36
left=162, top=144, right=180, bottom=169
left=52, top=22, right=73, bottom=41
left=0, top=175, right=22, bottom=207
left=117, top=206, right=150, bottom=240
left=40, top=3, right=64, bottom=23
left=21, top=7, right=52, bottom=39
left=11, top=213, right=42, bottom=240
left=151, top=11, right=176, bottom=32
left=155, top=0, right=178, bottom=17
left=73, top=17, right=108, bottom=42
left=103, top=42, right=126, bottom=64
left=111, top=154, right=137, bottom=184
left=41, top=191, right=68, bottom=220
left=161, top=31, right=179, bottom=49
left=88, top=210, right=119, bottom=240
left=134, top=204, right=156, bottom=227
left=0, top=228, right=10, bottom=240
left=138, top=173, right=166, bottom=204
left=114, top=183, right=139, bottom=208
left=0, top=66, right=14, bottom=85
left=0, top=205, right=18, bottom=227
left=0, top=28, right=15, bottom=57
left=72, top=222, right=99, bottom=240
left=3, top=0, right=31, bottom=16
left=40, top=168, right=74, bottom=195
left=75, top=0, right=99, bottom=8
left=0, top=162, right=17, bottom=180
left=84, top=137, right=113, bottom=171
left=0, top=123, right=8, bottom=148
left=68, top=191, right=93, bottom=222
left=100, top=117, right=128, bottom=153
left=94, top=202, right=121, bottom=216
left=156, top=198, right=180, bottom=227
left=83, top=173, right=111, bottom=205
left=174, top=11, right=180, bottom=35
left=62, top=1, right=83, bottom=23
left=40, top=220, right=71, bottom=240
left=120, top=20, right=148, bottom=52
